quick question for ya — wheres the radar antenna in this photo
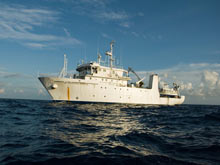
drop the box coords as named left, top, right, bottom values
left=173, top=83, right=180, bottom=96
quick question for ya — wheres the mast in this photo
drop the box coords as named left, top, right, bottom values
left=97, top=52, right=101, bottom=64
left=105, top=41, right=114, bottom=67
left=59, top=54, right=67, bottom=78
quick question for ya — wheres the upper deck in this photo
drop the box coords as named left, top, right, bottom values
left=76, top=62, right=130, bottom=80
left=75, top=41, right=130, bottom=82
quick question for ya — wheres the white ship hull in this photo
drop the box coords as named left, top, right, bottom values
left=39, top=75, right=185, bottom=106
left=39, top=41, right=185, bottom=106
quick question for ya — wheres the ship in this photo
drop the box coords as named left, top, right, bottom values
left=39, top=41, right=185, bottom=105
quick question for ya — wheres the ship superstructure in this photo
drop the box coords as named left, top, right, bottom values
left=39, top=41, right=185, bottom=105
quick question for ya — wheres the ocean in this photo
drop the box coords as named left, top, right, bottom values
left=0, top=99, right=219, bottom=165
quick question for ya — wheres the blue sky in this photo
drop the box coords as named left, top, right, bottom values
left=0, top=0, right=220, bottom=104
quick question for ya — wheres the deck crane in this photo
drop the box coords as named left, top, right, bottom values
left=128, top=67, right=145, bottom=87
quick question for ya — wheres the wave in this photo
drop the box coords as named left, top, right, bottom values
left=4, top=154, right=199, bottom=165
left=1, top=99, right=220, bottom=165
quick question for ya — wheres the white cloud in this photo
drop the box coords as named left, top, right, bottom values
left=135, top=63, right=220, bottom=104
left=64, top=28, right=71, bottom=37
left=14, top=89, right=24, bottom=93
left=62, top=0, right=131, bottom=28
left=189, top=63, right=209, bottom=68
left=137, top=12, right=144, bottom=17
left=31, top=0, right=135, bottom=29
left=1, top=63, right=220, bottom=104
left=0, top=3, right=81, bottom=48
left=202, top=71, right=219, bottom=88
left=131, top=32, right=139, bottom=37
left=199, top=71, right=220, bottom=97
left=211, top=50, right=220, bottom=55
left=101, top=33, right=112, bottom=39
left=96, top=11, right=129, bottom=20
left=180, top=82, right=193, bottom=90
left=78, top=0, right=110, bottom=7
left=189, top=63, right=220, bottom=69
left=120, top=22, right=130, bottom=28
left=157, top=35, right=163, bottom=40
left=38, top=89, right=47, bottom=96
left=0, top=4, right=57, bottom=40
left=0, top=68, right=50, bottom=99
left=25, top=43, right=46, bottom=49
left=0, top=88, right=5, bottom=94
left=143, top=33, right=164, bottom=41
left=163, top=73, right=168, bottom=78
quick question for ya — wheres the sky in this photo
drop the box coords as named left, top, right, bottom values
left=0, top=0, right=220, bottom=104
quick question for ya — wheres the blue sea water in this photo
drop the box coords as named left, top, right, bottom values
left=0, top=99, right=220, bottom=165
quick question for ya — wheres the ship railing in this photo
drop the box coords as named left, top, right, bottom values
left=77, top=59, right=124, bottom=69
left=38, top=73, right=58, bottom=77
left=38, top=73, right=79, bottom=79
left=100, top=62, right=124, bottom=69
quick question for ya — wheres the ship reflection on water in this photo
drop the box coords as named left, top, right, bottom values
left=44, top=102, right=159, bottom=156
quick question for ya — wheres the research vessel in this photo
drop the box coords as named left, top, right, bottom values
left=39, top=41, right=185, bottom=105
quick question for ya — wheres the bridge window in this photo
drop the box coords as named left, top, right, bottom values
left=92, top=67, right=98, bottom=73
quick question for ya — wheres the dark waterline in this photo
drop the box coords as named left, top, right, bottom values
left=0, top=99, right=220, bottom=165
